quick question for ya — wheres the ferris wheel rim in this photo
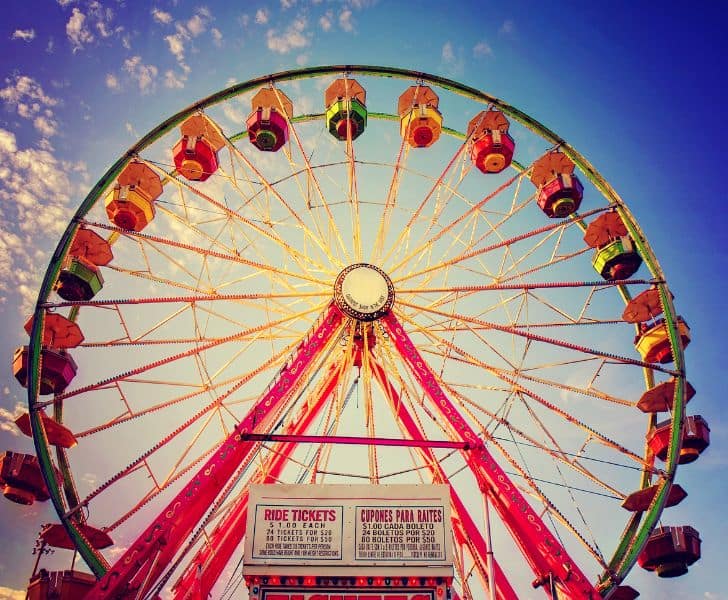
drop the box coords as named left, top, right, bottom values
left=23, top=64, right=689, bottom=597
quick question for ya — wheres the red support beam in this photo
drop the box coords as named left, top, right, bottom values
left=370, top=360, right=517, bottom=600
left=382, top=312, right=598, bottom=599
left=171, top=359, right=346, bottom=599
left=86, top=305, right=344, bottom=600
left=239, top=432, right=470, bottom=450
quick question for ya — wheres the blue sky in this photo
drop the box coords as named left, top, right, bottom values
left=0, top=1, right=726, bottom=599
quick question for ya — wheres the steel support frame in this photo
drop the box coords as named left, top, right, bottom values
left=86, top=305, right=344, bottom=599
left=382, top=312, right=598, bottom=599
left=370, top=359, right=517, bottom=600
left=170, top=359, right=346, bottom=599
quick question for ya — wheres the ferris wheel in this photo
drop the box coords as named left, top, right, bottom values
left=3, top=65, right=709, bottom=599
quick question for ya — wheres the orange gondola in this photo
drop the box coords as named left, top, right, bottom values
left=105, top=160, right=162, bottom=231
left=398, top=86, right=442, bottom=148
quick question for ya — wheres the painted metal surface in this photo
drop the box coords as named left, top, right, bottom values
left=85, top=305, right=344, bottom=599
left=382, top=311, right=598, bottom=599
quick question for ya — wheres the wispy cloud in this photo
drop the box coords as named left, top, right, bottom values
left=339, top=9, right=354, bottom=32
left=211, top=27, right=222, bottom=47
left=60, top=3, right=125, bottom=52
left=165, top=30, right=186, bottom=64
left=499, top=19, right=515, bottom=35
left=441, top=41, right=465, bottom=77
left=164, top=69, right=185, bottom=89
left=0, top=75, right=57, bottom=109
left=11, top=29, right=36, bottom=42
left=33, top=115, right=58, bottom=137
left=187, top=12, right=208, bottom=37
left=0, top=585, right=26, bottom=600
left=255, top=8, right=269, bottom=25
left=473, top=41, right=493, bottom=58
left=66, top=7, right=94, bottom=52
left=267, top=17, right=309, bottom=54
left=105, top=72, right=120, bottom=91
left=123, top=56, right=158, bottom=93
left=0, top=75, right=59, bottom=137
left=158, top=6, right=213, bottom=87
left=319, top=13, right=332, bottom=32
left=0, top=402, right=25, bottom=437
left=152, top=7, right=173, bottom=25
left=0, top=127, right=86, bottom=313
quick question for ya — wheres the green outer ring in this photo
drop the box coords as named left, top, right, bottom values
left=27, top=65, right=684, bottom=592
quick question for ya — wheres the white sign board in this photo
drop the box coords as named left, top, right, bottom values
left=251, top=503, right=344, bottom=561
left=244, top=484, right=452, bottom=569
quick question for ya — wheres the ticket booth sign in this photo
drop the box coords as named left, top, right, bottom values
left=245, top=484, right=452, bottom=570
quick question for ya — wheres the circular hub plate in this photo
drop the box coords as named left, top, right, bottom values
left=333, top=263, right=394, bottom=321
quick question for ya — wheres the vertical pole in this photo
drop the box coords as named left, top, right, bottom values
left=482, top=488, right=496, bottom=600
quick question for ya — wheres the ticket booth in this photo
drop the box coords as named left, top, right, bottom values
left=244, top=484, right=453, bottom=600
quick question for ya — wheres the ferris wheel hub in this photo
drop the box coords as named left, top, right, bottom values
left=333, top=263, right=394, bottom=321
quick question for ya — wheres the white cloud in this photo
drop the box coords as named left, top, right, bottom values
left=164, top=69, right=186, bottom=89
left=96, top=20, right=112, bottom=38
left=123, top=56, right=158, bottom=93
left=152, top=7, right=173, bottom=25
left=442, top=41, right=455, bottom=63
left=441, top=41, right=464, bottom=77
left=61, top=3, right=124, bottom=51
left=281, top=0, right=296, bottom=8
left=33, top=115, right=58, bottom=137
left=0, top=585, right=26, bottom=600
left=57, top=0, right=74, bottom=5
left=339, top=9, right=354, bottom=32
left=0, top=75, right=57, bottom=108
left=255, top=8, right=269, bottom=24
left=105, top=73, right=120, bottom=91
left=319, top=13, right=332, bottom=31
left=267, top=17, right=309, bottom=54
left=165, top=32, right=186, bottom=63
left=499, top=19, right=515, bottom=35
left=0, top=128, right=85, bottom=313
left=66, top=7, right=94, bottom=52
left=187, top=14, right=207, bottom=37
left=11, top=29, right=36, bottom=42
left=211, top=27, right=223, bottom=46
left=296, top=53, right=309, bottom=66
left=0, top=402, right=25, bottom=436
left=161, top=7, right=212, bottom=72
left=0, top=129, right=17, bottom=153
left=473, top=41, right=493, bottom=58
left=0, top=75, right=60, bottom=138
